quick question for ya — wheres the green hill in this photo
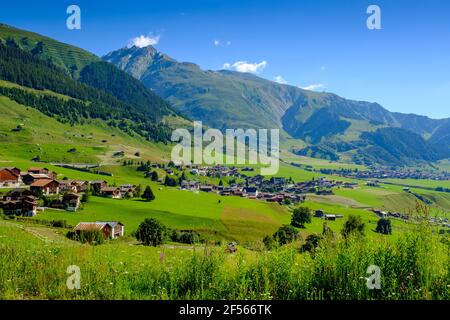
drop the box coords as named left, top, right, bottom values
left=0, top=23, right=99, bottom=77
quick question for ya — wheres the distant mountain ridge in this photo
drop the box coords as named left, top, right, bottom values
left=104, top=45, right=450, bottom=165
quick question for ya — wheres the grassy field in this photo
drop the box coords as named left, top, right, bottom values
left=0, top=219, right=448, bottom=300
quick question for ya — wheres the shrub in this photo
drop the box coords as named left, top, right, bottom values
left=136, top=218, right=167, bottom=246
left=376, top=218, right=392, bottom=235
left=341, top=215, right=365, bottom=238
left=300, top=234, right=322, bottom=253
left=67, top=229, right=104, bottom=245
left=51, top=220, right=67, bottom=228
left=263, top=235, right=278, bottom=250
left=273, top=225, right=300, bottom=245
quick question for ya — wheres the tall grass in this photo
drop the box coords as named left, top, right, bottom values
left=0, top=222, right=448, bottom=300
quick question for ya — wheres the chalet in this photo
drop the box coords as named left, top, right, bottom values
left=21, top=173, right=50, bottom=185
left=28, top=168, right=57, bottom=180
left=96, top=221, right=124, bottom=238
left=181, top=180, right=199, bottom=191
left=90, top=180, right=108, bottom=190
left=119, top=184, right=137, bottom=198
left=3, top=189, right=34, bottom=201
left=63, top=193, right=81, bottom=211
left=243, top=187, right=258, bottom=198
left=72, top=180, right=89, bottom=193
left=0, top=167, right=21, bottom=187
left=0, top=195, right=38, bottom=217
left=30, top=179, right=60, bottom=195
left=100, top=187, right=121, bottom=199
left=73, top=221, right=124, bottom=239
left=57, top=180, right=77, bottom=193
left=199, top=185, right=213, bottom=192
left=270, top=177, right=286, bottom=185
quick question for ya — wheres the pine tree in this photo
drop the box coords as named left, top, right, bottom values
left=142, top=185, right=155, bottom=202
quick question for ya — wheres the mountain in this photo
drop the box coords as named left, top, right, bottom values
left=104, top=45, right=450, bottom=166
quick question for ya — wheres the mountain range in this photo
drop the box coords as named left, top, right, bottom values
left=104, top=44, right=450, bottom=166
left=1, top=23, right=449, bottom=167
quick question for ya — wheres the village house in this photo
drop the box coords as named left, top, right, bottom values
left=0, top=167, right=21, bottom=188
left=63, top=193, right=82, bottom=211
left=90, top=180, right=108, bottom=191
left=21, top=173, right=51, bottom=185
left=57, top=180, right=77, bottom=193
left=0, top=189, right=38, bottom=217
left=119, top=184, right=137, bottom=198
left=73, top=221, right=124, bottom=239
left=243, top=187, right=259, bottom=198
left=100, top=187, right=122, bottom=199
left=30, top=179, right=60, bottom=196
left=181, top=180, right=200, bottom=191
left=28, top=167, right=57, bottom=180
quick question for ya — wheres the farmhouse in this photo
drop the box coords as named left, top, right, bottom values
left=243, top=187, right=258, bottom=198
left=100, top=187, right=122, bottom=199
left=30, top=179, right=60, bottom=195
left=0, top=167, right=21, bottom=187
left=63, top=193, right=81, bottom=211
left=73, top=221, right=124, bottom=239
left=90, top=180, right=108, bottom=190
left=21, top=173, right=51, bottom=185
left=0, top=190, right=38, bottom=217
left=28, top=167, right=57, bottom=180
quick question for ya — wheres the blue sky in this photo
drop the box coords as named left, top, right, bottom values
left=1, top=0, right=450, bottom=118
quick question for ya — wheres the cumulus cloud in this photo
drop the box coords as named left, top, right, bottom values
left=128, top=34, right=160, bottom=48
left=274, top=75, right=288, bottom=84
left=222, top=60, right=267, bottom=73
left=214, top=39, right=231, bottom=47
left=299, top=84, right=325, bottom=91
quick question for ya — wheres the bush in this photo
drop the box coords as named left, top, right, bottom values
left=51, top=220, right=67, bottom=228
left=341, top=215, right=365, bottom=238
left=67, top=229, right=104, bottom=245
left=170, top=229, right=200, bottom=244
left=376, top=218, right=392, bottom=235
left=81, top=192, right=90, bottom=203
left=263, top=235, right=278, bottom=250
left=291, top=207, right=312, bottom=228
left=164, top=175, right=178, bottom=187
left=300, top=234, right=322, bottom=253
left=273, top=225, right=300, bottom=245
left=136, top=218, right=167, bottom=246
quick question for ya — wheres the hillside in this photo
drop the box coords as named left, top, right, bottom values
left=0, top=40, right=176, bottom=143
left=105, top=45, right=450, bottom=166
left=0, top=23, right=99, bottom=77
left=0, top=23, right=177, bottom=124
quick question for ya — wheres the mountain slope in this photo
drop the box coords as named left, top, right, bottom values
left=105, top=45, right=450, bottom=165
left=0, top=43, right=172, bottom=142
left=0, top=23, right=177, bottom=124
left=0, top=23, right=99, bottom=78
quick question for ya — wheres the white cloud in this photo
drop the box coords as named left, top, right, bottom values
left=222, top=60, right=267, bottom=73
left=128, top=34, right=160, bottom=48
left=299, top=84, right=325, bottom=91
left=274, top=75, right=288, bottom=85
left=214, top=39, right=231, bottom=47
